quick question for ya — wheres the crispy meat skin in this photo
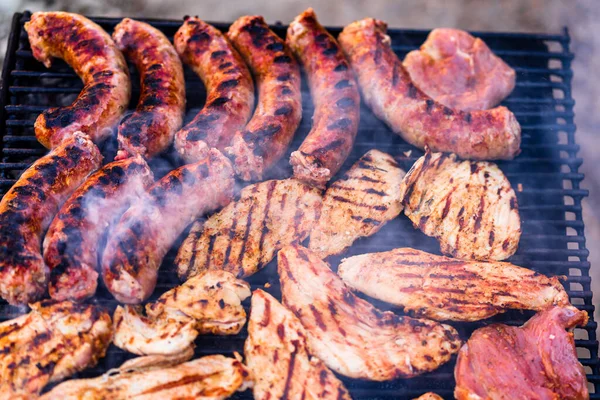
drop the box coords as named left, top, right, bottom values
left=25, top=12, right=130, bottom=149
left=40, top=354, right=252, bottom=400
left=226, top=16, right=303, bottom=181
left=44, top=156, right=153, bottom=302
left=338, top=248, right=569, bottom=322
left=174, top=17, right=254, bottom=163
left=246, top=289, right=351, bottom=400
left=403, top=28, right=516, bottom=111
left=113, top=18, right=186, bottom=160
left=0, top=132, right=102, bottom=305
left=102, top=149, right=234, bottom=304
left=114, top=270, right=250, bottom=355
left=278, top=245, right=461, bottom=380
left=177, top=179, right=322, bottom=280
left=309, top=149, right=405, bottom=258
left=287, top=9, right=360, bottom=188
left=0, top=301, right=112, bottom=399
left=338, top=18, right=521, bottom=160
left=399, top=151, right=521, bottom=260
left=455, top=306, right=589, bottom=400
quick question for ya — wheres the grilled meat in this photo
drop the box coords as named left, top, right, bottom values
left=113, top=18, right=186, bottom=160
left=174, top=17, right=254, bottom=164
left=44, top=156, right=153, bottom=302
left=114, top=270, right=250, bottom=355
left=338, top=248, right=569, bottom=322
left=119, top=347, right=195, bottom=371
left=0, top=132, right=102, bottom=305
left=309, top=150, right=405, bottom=258
left=40, top=354, right=252, bottom=400
left=455, top=306, right=589, bottom=400
left=399, top=151, right=521, bottom=260
left=338, top=18, right=521, bottom=161
left=0, top=301, right=112, bottom=399
left=413, top=394, right=443, bottom=400
left=287, top=9, right=360, bottom=188
left=25, top=12, right=130, bottom=149
left=278, top=245, right=461, bottom=380
left=226, top=16, right=303, bottom=181
left=246, top=289, right=352, bottom=400
left=102, top=148, right=234, bottom=304
left=177, top=179, right=322, bottom=280
left=403, top=28, right=516, bottom=111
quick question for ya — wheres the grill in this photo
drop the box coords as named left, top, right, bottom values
left=1, top=10, right=598, bottom=398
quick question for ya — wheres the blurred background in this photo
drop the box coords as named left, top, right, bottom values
left=0, top=0, right=598, bottom=323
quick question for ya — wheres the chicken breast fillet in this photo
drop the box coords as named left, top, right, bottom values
left=338, top=248, right=569, bottom=322
left=177, top=179, right=322, bottom=280
left=0, top=301, right=112, bottom=399
left=246, top=289, right=352, bottom=400
left=40, top=354, right=252, bottom=400
left=278, top=245, right=461, bottom=380
left=309, top=149, right=405, bottom=258
left=114, top=270, right=251, bottom=355
left=399, top=151, right=521, bottom=261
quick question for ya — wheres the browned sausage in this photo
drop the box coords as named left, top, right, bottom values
left=24, top=12, right=130, bottom=149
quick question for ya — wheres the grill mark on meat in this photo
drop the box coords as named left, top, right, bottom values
left=222, top=200, right=240, bottom=267
left=357, top=160, right=387, bottom=172
left=259, top=296, right=271, bottom=327
left=281, top=343, right=299, bottom=399
left=331, top=195, right=388, bottom=211
left=237, top=185, right=260, bottom=267
left=217, top=78, right=239, bottom=90
left=309, top=304, right=327, bottom=331
left=204, top=234, right=217, bottom=271
left=292, top=192, right=304, bottom=239
left=425, top=99, right=435, bottom=113
left=510, top=197, right=517, bottom=210
left=441, top=190, right=454, bottom=220
left=140, top=372, right=222, bottom=394
left=391, top=61, right=400, bottom=87
left=334, top=80, right=351, bottom=90
left=473, top=196, right=486, bottom=233
left=257, top=181, right=277, bottom=266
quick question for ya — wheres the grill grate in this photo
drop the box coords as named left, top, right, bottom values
left=1, top=11, right=598, bottom=398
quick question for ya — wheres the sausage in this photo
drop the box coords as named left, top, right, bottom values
left=287, top=9, right=360, bottom=188
left=0, top=132, right=102, bottom=305
left=101, top=149, right=235, bottom=304
left=173, top=17, right=254, bottom=164
left=24, top=12, right=131, bottom=149
left=43, top=156, right=154, bottom=302
left=112, top=18, right=186, bottom=160
left=338, top=18, right=521, bottom=161
left=225, top=16, right=303, bottom=181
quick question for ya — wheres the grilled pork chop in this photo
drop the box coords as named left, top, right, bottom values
left=0, top=301, right=112, bottom=399
left=338, top=248, right=569, bottom=322
left=114, top=270, right=250, bottom=355
left=40, top=354, right=252, bottom=399
left=245, top=289, right=351, bottom=400
left=309, top=150, right=405, bottom=258
left=399, top=151, right=521, bottom=260
left=177, top=179, right=322, bottom=280
left=455, top=306, right=589, bottom=400
left=278, top=245, right=461, bottom=380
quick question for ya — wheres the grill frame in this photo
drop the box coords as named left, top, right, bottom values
left=1, top=10, right=598, bottom=398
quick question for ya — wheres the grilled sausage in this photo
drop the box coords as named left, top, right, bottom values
left=338, top=18, right=521, bottom=160
left=226, top=16, right=303, bottom=181
left=0, top=132, right=102, bottom=305
left=102, top=148, right=234, bottom=304
left=24, top=12, right=130, bottom=149
left=113, top=18, right=186, bottom=160
left=43, top=156, right=154, bottom=302
left=287, top=9, right=360, bottom=188
left=173, top=17, right=254, bottom=164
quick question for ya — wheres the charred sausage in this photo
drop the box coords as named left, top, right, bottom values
left=287, top=9, right=360, bottom=188
left=113, top=18, right=186, bottom=160
left=338, top=18, right=521, bottom=160
left=24, top=12, right=130, bottom=149
left=0, top=132, right=102, bottom=305
left=173, top=17, right=254, bottom=164
left=226, top=16, right=303, bottom=181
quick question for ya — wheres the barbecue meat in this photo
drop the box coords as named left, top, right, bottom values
left=403, top=28, right=516, bottom=111
left=40, top=354, right=252, bottom=400
left=309, top=149, right=405, bottom=258
left=399, top=151, right=521, bottom=260
left=114, top=270, right=251, bottom=355
left=455, top=305, right=589, bottom=400
left=177, top=179, right=322, bottom=280
left=413, top=394, right=443, bottom=400
left=246, top=289, right=351, bottom=400
left=278, top=245, right=461, bottom=380
left=0, top=301, right=112, bottom=399
left=338, top=248, right=569, bottom=322
left=118, top=347, right=195, bottom=371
